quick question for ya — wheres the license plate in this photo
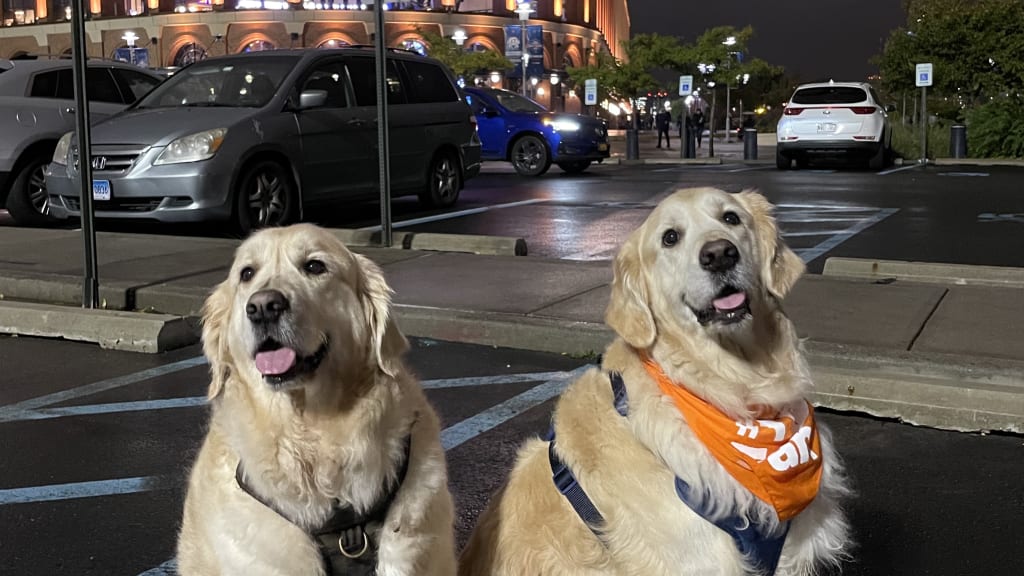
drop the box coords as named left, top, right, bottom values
left=598, top=143, right=609, bottom=151
left=92, top=180, right=111, bottom=201
left=816, top=122, right=837, bottom=133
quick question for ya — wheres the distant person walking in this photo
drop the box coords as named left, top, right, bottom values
left=691, top=108, right=705, bottom=148
left=656, top=109, right=672, bottom=149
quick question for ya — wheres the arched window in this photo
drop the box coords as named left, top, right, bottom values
left=400, top=39, right=426, bottom=56
left=467, top=42, right=489, bottom=53
left=174, top=43, right=207, bottom=67
left=318, top=38, right=349, bottom=49
left=243, top=40, right=275, bottom=52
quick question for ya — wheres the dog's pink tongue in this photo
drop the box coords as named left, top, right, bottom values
left=255, top=348, right=297, bottom=376
left=713, top=291, right=747, bottom=311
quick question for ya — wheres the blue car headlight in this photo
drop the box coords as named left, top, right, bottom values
left=544, top=119, right=580, bottom=132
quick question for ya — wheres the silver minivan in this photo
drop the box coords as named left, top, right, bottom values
left=45, top=48, right=481, bottom=233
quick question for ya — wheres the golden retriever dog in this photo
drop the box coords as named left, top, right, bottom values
left=460, top=188, right=852, bottom=576
left=177, top=223, right=456, bottom=576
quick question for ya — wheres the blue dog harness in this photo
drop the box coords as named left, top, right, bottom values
left=547, top=372, right=790, bottom=575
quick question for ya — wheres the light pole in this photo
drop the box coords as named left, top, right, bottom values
left=516, top=1, right=532, bottom=97
left=698, top=62, right=717, bottom=157
left=722, top=36, right=736, bottom=143
left=451, top=29, right=467, bottom=87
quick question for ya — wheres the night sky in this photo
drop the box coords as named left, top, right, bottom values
left=628, top=0, right=908, bottom=81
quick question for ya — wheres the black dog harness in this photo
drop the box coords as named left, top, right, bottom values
left=235, top=435, right=412, bottom=575
left=547, top=373, right=789, bottom=575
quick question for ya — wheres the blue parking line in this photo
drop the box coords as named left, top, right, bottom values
left=0, top=476, right=173, bottom=505
left=0, top=356, right=207, bottom=423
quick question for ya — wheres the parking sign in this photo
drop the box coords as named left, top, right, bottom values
left=678, top=75, right=693, bottom=96
left=916, top=63, right=933, bottom=87
left=584, top=79, right=598, bottom=105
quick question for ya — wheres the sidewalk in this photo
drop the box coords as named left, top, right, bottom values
left=0, top=227, right=1022, bottom=433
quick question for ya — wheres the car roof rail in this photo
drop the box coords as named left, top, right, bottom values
left=342, top=44, right=424, bottom=56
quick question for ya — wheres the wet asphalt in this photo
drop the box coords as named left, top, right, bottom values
left=1, top=333, right=1021, bottom=576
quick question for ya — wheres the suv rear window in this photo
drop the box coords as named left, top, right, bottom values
left=792, top=87, right=867, bottom=105
left=401, top=60, right=457, bottom=104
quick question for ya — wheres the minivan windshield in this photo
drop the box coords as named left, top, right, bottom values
left=489, top=89, right=547, bottom=113
left=135, top=56, right=298, bottom=109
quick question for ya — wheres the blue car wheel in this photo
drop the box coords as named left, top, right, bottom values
left=510, top=135, right=551, bottom=177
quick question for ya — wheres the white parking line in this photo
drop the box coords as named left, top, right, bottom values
left=358, top=199, right=547, bottom=232
left=795, top=208, right=899, bottom=263
left=0, top=476, right=175, bottom=505
left=877, top=164, right=922, bottom=176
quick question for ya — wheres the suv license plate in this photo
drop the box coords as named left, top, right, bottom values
left=92, top=180, right=111, bottom=201
left=817, top=122, right=837, bottom=133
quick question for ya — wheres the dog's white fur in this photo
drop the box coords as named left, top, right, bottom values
left=177, top=223, right=456, bottom=576
left=459, top=188, right=852, bottom=576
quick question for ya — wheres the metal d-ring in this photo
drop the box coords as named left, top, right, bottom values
left=338, top=531, right=369, bottom=559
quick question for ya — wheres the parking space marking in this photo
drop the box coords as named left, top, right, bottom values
left=795, top=208, right=899, bottom=263
left=878, top=164, right=922, bottom=176
left=139, top=560, right=178, bottom=576
left=0, top=371, right=572, bottom=423
left=0, top=476, right=175, bottom=505
left=728, top=166, right=775, bottom=173
left=0, top=356, right=207, bottom=423
left=358, top=199, right=547, bottom=232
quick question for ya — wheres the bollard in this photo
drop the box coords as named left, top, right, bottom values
left=686, top=122, right=697, bottom=159
left=626, top=128, right=640, bottom=160
left=950, top=124, right=968, bottom=159
left=743, top=128, right=758, bottom=160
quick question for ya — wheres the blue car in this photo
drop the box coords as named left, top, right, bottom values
left=463, top=87, right=610, bottom=176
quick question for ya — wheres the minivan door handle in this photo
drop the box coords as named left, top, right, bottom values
left=347, top=118, right=365, bottom=127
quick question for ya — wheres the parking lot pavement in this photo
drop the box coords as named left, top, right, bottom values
left=1, top=334, right=1021, bottom=575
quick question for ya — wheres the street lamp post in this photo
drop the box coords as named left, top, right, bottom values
left=698, top=62, right=717, bottom=157
left=516, top=1, right=532, bottom=97
left=722, top=36, right=737, bottom=143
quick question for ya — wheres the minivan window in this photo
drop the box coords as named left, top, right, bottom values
left=402, top=60, right=457, bottom=103
left=29, top=68, right=123, bottom=103
left=300, top=61, right=350, bottom=108
left=135, top=56, right=297, bottom=108
left=792, top=87, right=867, bottom=105
left=346, top=57, right=407, bottom=106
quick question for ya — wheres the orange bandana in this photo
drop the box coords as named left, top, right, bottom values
left=641, top=355, right=823, bottom=521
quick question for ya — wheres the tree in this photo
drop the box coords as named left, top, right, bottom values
left=566, top=33, right=687, bottom=112
left=417, top=28, right=513, bottom=80
left=876, top=0, right=1024, bottom=116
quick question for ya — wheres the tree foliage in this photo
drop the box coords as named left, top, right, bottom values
left=876, top=0, right=1024, bottom=114
left=417, top=28, right=513, bottom=79
left=566, top=33, right=686, bottom=103
left=967, top=96, right=1024, bottom=157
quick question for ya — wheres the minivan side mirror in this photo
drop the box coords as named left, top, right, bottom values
left=298, top=89, right=327, bottom=110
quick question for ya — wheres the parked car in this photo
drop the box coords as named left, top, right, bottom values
left=0, top=58, right=163, bottom=226
left=775, top=81, right=895, bottom=170
left=46, top=48, right=481, bottom=233
left=462, top=86, right=609, bottom=176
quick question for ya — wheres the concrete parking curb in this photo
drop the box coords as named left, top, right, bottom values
left=823, top=257, right=1024, bottom=288
left=392, top=304, right=1024, bottom=434
left=331, top=229, right=528, bottom=256
left=0, top=300, right=198, bottom=353
left=605, top=157, right=723, bottom=165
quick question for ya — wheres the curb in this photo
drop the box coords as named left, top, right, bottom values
left=894, top=157, right=1024, bottom=167
left=392, top=305, right=1024, bottom=434
left=823, top=257, right=1024, bottom=288
left=331, top=229, right=528, bottom=257
left=0, top=300, right=198, bottom=353
left=605, top=157, right=722, bottom=165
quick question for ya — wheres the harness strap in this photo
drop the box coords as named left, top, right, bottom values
left=549, top=440, right=605, bottom=540
left=235, top=434, right=413, bottom=575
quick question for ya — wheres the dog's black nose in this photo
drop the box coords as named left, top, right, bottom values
left=246, top=289, right=290, bottom=324
left=699, top=240, right=740, bottom=273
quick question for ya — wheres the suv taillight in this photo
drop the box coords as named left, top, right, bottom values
left=849, top=106, right=876, bottom=114
left=469, top=112, right=478, bottom=130
left=783, top=107, right=803, bottom=116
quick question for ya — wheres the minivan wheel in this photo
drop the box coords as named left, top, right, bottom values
left=557, top=160, right=591, bottom=174
left=419, top=151, right=461, bottom=208
left=6, top=154, right=59, bottom=227
left=233, top=160, right=296, bottom=236
left=510, top=135, right=551, bottom=177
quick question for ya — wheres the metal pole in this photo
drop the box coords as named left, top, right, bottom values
left=724, top=83, right=731, bottom=143
left=520, top=24, right=528, bottom=96
left=709, top=89, right=716, bottom=158
left=70, top=0, right=98, bottom=308
left=374, top=0, right=392, bottom=247
left=919, top=86, right=927, bottom=163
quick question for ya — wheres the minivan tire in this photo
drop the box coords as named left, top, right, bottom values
left=419, top=150, right=461, bottom=208
left=510, top=135, right=551, bottom=177
left=233, top=160, right=297, bottom=236
left=6, top=153, right=59, bottom=227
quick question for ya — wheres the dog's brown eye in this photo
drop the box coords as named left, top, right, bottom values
left=240, top=267, right=255, bottom=282
left=723, top=211, right=741, bottom=226
left=662, top=229, right=679, bottom=247
left=304, top=259, right=327, bottom=275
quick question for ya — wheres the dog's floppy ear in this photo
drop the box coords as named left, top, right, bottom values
left=201, top=279, right=233, bottom=400
left=737, top=189, right=805, bottom=298
left=355, top=253, right=408, bottom=377
left=605, top=226, right=656, bottom=348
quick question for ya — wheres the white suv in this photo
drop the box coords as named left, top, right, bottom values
left=776, top=81, right=893, bottom=170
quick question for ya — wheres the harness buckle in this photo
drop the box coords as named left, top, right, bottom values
left=338, top=527, right=369, bottom=559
